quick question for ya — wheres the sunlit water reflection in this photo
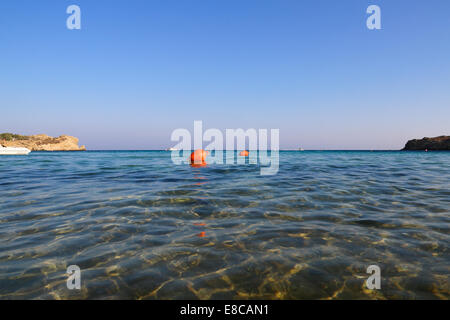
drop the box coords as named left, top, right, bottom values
left=0, top=151, right=448, bottom=299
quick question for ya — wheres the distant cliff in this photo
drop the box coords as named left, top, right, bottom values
left=403, top=136, right=450, bottom=151
left=0, top=133, right=86, bottom=151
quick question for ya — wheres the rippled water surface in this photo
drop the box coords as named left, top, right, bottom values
left=0, top=151, right=449, bottom=299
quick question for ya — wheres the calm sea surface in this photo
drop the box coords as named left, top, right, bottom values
left=0, top=151, right=448, bottom=299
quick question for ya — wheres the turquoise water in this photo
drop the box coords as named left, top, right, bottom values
left=0, top=151, right=448, bottom=299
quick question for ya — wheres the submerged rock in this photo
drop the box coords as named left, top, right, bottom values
left=0, top=133, right=86, bottom=151
left=402, top=136, right=450, bottom=151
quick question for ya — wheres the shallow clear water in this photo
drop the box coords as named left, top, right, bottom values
left=0, top=151, right=448, bottom=299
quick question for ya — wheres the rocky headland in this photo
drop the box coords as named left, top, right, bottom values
left=402, top=136, right=450, bottom=151
left=0, top=133, right=86, bottom=151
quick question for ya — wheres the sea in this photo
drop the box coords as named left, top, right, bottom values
left=0, top=151, right=448, bottom=299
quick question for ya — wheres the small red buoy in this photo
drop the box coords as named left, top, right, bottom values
left=190, top=149, right=209, bottom=165
left=239, top=150, right=249, bottom=157
left=197, top=231, right=206, bottom=237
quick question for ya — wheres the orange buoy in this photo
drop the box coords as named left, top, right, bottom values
left=190, top=162, right=208, bottom=168
left=239, top=150, right=249, bottom=157
left=190, top=149, right=209, bottom=164
left=197, top=231, right=206, bottom=237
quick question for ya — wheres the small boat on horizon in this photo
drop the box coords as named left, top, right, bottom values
left=0, top=145, right=31, bottom=155
left=299, top=148, right=304, bottom=151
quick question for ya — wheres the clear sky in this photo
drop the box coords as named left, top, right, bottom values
left=1, top=0, right=449, bottom=150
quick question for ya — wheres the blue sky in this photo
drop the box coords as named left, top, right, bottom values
left=1, top=0, right=449, bottom=149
